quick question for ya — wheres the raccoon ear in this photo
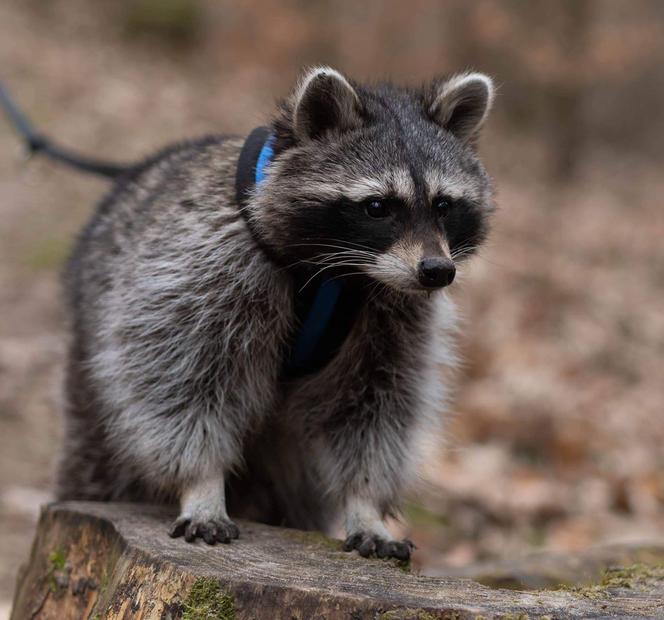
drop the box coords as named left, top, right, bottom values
left=292, top=67, right=362, bottom=142
left=428, top=72, right=494, bottom=142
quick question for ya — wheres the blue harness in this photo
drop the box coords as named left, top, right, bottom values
left=236, top=127, right=352, bottom=377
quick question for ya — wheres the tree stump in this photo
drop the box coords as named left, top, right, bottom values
left=10, top=502, right=664, bottom=619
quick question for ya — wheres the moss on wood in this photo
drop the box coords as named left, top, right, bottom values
left=182, top=577, right=235, bottom=620
left=46, top=545, right=68, bottom=595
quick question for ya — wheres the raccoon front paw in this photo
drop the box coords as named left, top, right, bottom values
left=168, top=515, right=240, bottom=545
left=343, top=531, right=415, bottom=561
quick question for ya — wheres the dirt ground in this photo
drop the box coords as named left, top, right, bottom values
left=1, top=0, right=663, bottom=614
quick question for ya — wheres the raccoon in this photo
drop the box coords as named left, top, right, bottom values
left=24, top=67, right=496, bottom=560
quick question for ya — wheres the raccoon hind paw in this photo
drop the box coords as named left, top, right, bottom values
left=343, top=531, right=415, bottom=561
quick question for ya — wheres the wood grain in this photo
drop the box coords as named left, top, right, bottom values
left=10, top=502, right=664, bottom=619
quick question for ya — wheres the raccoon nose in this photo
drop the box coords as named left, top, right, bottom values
left=417, top=257, right=456, bottom=288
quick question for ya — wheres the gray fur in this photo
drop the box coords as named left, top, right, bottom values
left=57, top=67, right=495, bottom=559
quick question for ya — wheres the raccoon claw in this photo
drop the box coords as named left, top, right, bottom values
left=168, top=516, right=240, bottom=544
left=343, top=532, right=415, bottom=561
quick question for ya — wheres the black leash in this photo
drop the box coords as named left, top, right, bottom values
left=0, top=80, right=130, bottom=179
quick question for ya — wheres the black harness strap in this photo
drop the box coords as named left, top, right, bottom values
left=235, top=126, right=271, bottom=206
left=235, top=128, right=365, bottom=379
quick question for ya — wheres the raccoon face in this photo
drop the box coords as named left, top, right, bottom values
left=249, top=67, right=495, bottom=294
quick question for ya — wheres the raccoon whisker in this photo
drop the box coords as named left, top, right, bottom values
left=309, top=261, right=375, bottom=273
left=324, top=271, right=373, bottom=284
left=298, top=265, right=339, bottom=292
left=451, top=249, right=475, bottom=261
left=273, top=260, right=304, bottom=274
left=272, top=256, right=327, bottom=274
left=286, top=243, right=378, bottom=254
left=272, top=251, right=376, bottom=275
left=366, top=279, right=390, bottom=306
left=298, top=261, right=375, bottom=292
left=312, top=251, right=378, bottom=264
left=317, top=261, right=375, bottom=271
left=451, top=252, right=474, bottom=262
left=274, top=249, right=370, bottom=268
left=452, top=252, right=478, bottom=264
left=312, top=248, right=377, bottom=257
left=365, top=278, right=382, bottom=300
left=307, top=262, right=375, bottom=274
left=289, top=250, right=378, bottom=267
left=282, top=242, right=357, bottom=251
left=451, top=243, right=477, bottom=258
left=321, top=238, right=380, bottom=252
left=284, top=240, right=379, bottom=252
left=451, top=245, right=475, bottom=256
left=315, top=247, right=377, bottom=255
left=283, top=238, right=378, bottom=252
left=298, top=250, right=375, bottom=263
left=381, top=252, right=414, bottom=273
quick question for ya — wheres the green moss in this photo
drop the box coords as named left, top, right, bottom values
left=286, top=530, right=343, bottom=551
left=98, top=566, right=109, bottom=594
left=600, top=563, right=664, bottom=588
left=183, top=577, right=235, bottom=620
left=477, top=614, right=549, bottom=620
left=377, top=610, right=444, bottom=620
left=46, top=546, right=67, bottom=594
left=558, top=583, right=606, bottom=600
left=48, top=547, right=66, bottom=571
left=556, top=562, right=664, bottom=599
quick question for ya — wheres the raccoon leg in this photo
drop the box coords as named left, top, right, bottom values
left=313, top=421, right=417, bottom=561
left=168, top=475, right=239, bottom=545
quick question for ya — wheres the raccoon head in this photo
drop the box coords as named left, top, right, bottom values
left=248, top=67, right=495, bottom=294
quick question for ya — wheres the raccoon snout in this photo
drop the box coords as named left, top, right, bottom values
left=417, top=257, right=456, bottom=288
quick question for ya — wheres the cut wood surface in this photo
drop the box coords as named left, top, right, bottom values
left=10, top=502, right=664, bottom=619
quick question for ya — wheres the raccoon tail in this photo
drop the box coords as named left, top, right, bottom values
left=0, top=80, right=131, bottom=179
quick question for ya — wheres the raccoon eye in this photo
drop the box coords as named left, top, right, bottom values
left=434, top=197, right=452, bottom=218
left=364, top=199, right=390, bottom=219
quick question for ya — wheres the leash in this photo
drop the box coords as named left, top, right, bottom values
left=0, top=79, right=130, bottom=179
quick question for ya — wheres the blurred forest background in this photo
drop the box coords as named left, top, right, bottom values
left=1, top=0, right=663, bottom=613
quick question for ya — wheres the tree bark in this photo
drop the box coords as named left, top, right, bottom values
left=10, top=502, right=664, bottom=619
